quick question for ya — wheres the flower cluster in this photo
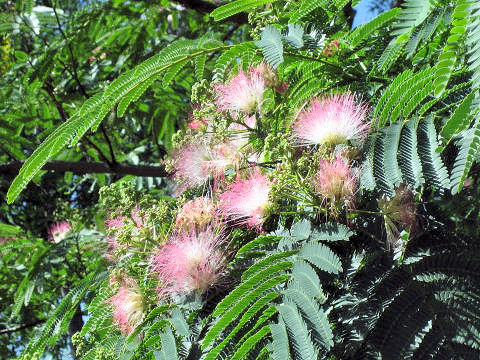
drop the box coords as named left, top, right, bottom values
left=48, top=221, right=72, bottom=243
left=312, top=155, right=357, bottom=216
left=214, top=68, right=266, bottom=114
left=106, top=276, right=145, bottom=336
left=152, top=226, right=227, bottom=297
left=101, top=62, right=386, bottom=336
left=218, top=167, right=272, bottom=229
left=293, top=94, right=369, bottom=147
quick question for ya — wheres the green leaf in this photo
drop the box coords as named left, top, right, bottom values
left=255, top=25, right=284, bottom=69
left=284, top=23, right=304, bottom=49
left=230, top=325, right=271, bottom=360
left=203, top=273, right=288, bottom=349
left=270, top=320, right=292, bottom=360
left=441, top=90, right=476, bottom=141
left=277, top=301, right=318, bottom=360
left=418, top=116, right=450, bottom=191
left=309, top=223, right=353, bottom=242
left=288, top=1, right=327, bottom=23
left=299, top=242, right=342, bottom=274
left=348, top=8, right=401, bottom=47
left=450, top=121, right=480, bottom=194
left=392, top=0, right=434, bottom=36
left=210, top=0, right=280, bottom=22
left=0, top=223, right=22, bottom=237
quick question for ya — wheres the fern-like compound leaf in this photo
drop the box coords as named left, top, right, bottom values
left=277, top=301, right=318, bottom=360
left=291, top=260, right=327, bottom=303
left=255, top=25, right=284, bottom=69
left=230, top=325, right=271, bottom=360
left=440, top=90, right=475, bottom=142
left=203, top=272, right=289, bottom=348
left=418, top=117, right=450, bottom=191
left=450, top=121, right=480, bottom=194
left=392, top=0, right=434, bottom=36
left=213, top=42, right=256, bottom=82
left=348, top=8, right=401, bottom=48
left=270, top=320, right=292, bottom=360
left=210, top=0, right=279, bottom=22
left=299, top=242, right=342, bottom=274
left=284, top=23, right=304, bottom=49
left=283, top=287, right=333, bottom=350
left=433, top=0, right=470, bottom=97
left=398, top=118, right=424, bottom=188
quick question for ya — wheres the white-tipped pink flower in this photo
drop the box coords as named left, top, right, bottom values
left=293, top=94, right=369, bottom=147
left=106, top=277, right=145, bottom=336
left=218, top=168, right=272, bottom=229
left=48, top=221, right=72, bottom=243
left=176, top=197, right=216, bottom=231
left=152, top=227, right=227, bottom=297
left=313, top=155, right=357, bottom=214
left=172, top=141, right=239, bottom=190
left=215, top=69, right=265, bottom=113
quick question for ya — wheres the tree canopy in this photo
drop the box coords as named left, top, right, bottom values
left=1, top=0, right=480, bottom=359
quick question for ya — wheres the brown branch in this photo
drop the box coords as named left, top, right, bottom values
left=0, top=319, right=46, bottom=334
left=0, top=161, right=170, bottom=177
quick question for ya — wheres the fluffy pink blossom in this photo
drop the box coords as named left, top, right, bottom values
left=172, top=141, right=239, bottom=190
left=293, top=94, right=369, bottom=147
left=176, top=197, right=216, bottom=231
left=313, top=155, right=357, bottom=214
left=215, top=69, right=265, bottom=113
left=48, top=221, right=72, bottom=243
left=218, top=168, right=272, bottom=229
left=106, top=277, right=144, bottom=335
left=152, top=227, right=227, bottom=297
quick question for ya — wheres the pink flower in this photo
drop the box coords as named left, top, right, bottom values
left=104, top=208, right=146, bottom=258
left=152, top=227, right=227, bottom=297
left=48, top=221, right=72, bottom=243
left=215, top=69, right=265, bottom=113
left=293, top=94, right=369, bottom=147
left=105, top=215, right=126, bottom=229
left=176, top=197, right=216, bottom=231
left=312, top=155, right=357, bottom=214
left=106, top=277, right=144, bottom=335
left=0, top=237, right=14, bottom=245
left=218, top=168, right=272, bottom=229
left=275, top=82, right=289, bottom=93
left=172, top=141, right=239, bottom=190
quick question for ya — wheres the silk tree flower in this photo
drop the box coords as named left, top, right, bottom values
left=175, top=197, right=216, bottom=231
left=152, top=227, right=227, bottom=297
left=249, top=62, right=278, bottom=88
left=218, top=167, right=272, bottom=229
left=313, top=155, right=357, bottom=214
left=378, top=184, right=417, bottom=250
left=106, top=277, right=145, bottom=336
left=172, top=141, right=239, bottom=190
left=104, top=207, right=147, bottom=259
left=293, top=93, right=369, bottom=147
left=215, top=68, right=265, bottom=113
left=48, top=221, right=72, bottom=243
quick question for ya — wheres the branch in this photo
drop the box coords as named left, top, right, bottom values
left=0, top=161, right=170, bottom=177
left=173, top=0, right=249, bottom=25
left=0, top=320, right=46, bottom=334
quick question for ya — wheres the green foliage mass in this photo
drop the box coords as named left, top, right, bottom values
left=1, top=0, right=480, bottom=360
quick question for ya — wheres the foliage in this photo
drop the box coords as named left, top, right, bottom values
left=1, top=0, right=480, bottom=360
